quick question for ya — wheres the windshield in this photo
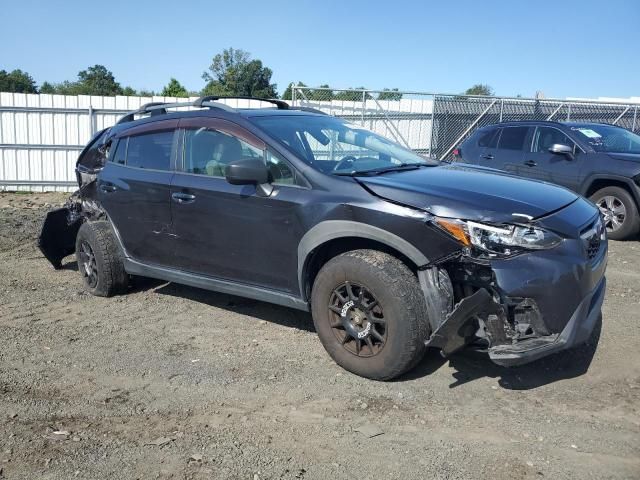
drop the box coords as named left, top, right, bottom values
left=569, top=124, right=640, bottom=154
left=252, top=114, right=437, bottom=175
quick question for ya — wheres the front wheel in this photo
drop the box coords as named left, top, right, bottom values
left=590, top=186, right=640, bottom=240
left=75, top=221, right=128, bottom=297
left=311, top=250, right=431, bottom=380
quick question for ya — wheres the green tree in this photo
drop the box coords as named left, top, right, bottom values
left=122, top=86, right=138, bottom=96
left=201, top=47, right=278, bottom=98
left=0, top=69, right=38, bottom=93
left=39, top=81, right=56, bottom=94
left=137, top=89, right=156, bottom=97
left=282, top=81, right=306, bottom=100
left=377, top=88, right=403, bottom=101
left=161, top=78, right=188, bottom=97
left=42, top=65, right=124, bottom=96
left=307, top=84, right=333, bottom=101
left=76, top=65, right=123, bottom=95
left=334, top=87, right=372, bottom=101
left=464, top=84, right=494, bottom=96
left=284, top=82, right=334, bottom=101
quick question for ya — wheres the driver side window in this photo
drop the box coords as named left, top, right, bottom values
left=266, top=150, right=298, bottom=186
left=532, top=127, right=575, bottom=154
left=183, top=127, right=302, bottom=187
left=183, top=127, right=262, bottom=177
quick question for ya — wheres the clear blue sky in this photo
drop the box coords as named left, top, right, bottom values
left=2, top=0, right=638, bottom=99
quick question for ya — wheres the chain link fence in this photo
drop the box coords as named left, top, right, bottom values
left=291, top=86, right=640, bottom=161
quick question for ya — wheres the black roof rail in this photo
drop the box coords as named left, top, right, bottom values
left=194, top=95, right=289, bottom=109
left=290, top=106, right=327, bottom=115
left=115, top=96, right=298, bottom=125
left=116, top=99, right=236, bottom=125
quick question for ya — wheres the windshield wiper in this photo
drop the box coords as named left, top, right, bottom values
left=333, top=163, right=430, bottom=177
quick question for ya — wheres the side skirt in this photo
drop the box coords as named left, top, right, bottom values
left=123, top=258, right=310, bottom=312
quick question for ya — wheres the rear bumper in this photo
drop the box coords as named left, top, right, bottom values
left=39, top=207, right=81, bottom=269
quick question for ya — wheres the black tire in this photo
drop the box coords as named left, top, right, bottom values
left=75, top=221, right=128, bottom=297
left=589, top=186, right=640, bottom=240
left=311, top=249, right=430, bottom=380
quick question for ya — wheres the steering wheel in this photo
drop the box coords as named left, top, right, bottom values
left=333, top=155, right=358, bottom=172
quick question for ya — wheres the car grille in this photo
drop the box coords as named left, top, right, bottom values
left=580, top=216, right=605, bottom=260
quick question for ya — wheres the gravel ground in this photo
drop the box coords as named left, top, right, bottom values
left=0, top=192, right=639, bottom=480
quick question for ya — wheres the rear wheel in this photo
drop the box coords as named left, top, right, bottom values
left=75, top=221, right=128, bottom=297
left=590, top=186, right=639, bottom=240
left=311, top=250, right=430, bottom=380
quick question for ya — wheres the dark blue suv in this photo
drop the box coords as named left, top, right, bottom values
left=457, top=121, right=640, bottom=240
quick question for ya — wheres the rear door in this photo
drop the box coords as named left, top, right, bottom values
left=466, top=126, right=500, bottom=166
left=169, top=116, right=308, bottom=293
left=495, top=126, right=531, bottom=175
left=522, top=126, right=582, bottom=190
left=97, top=120, right=178, bottom=265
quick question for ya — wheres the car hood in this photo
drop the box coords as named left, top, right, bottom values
left=607, top=152, right=640, bottom=163
left=358, top=164, right=578, bottom=223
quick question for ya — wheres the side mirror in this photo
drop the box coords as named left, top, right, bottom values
left=225, top=158, right=273, bottom=196
left=548, top=143, right=574, bottom=160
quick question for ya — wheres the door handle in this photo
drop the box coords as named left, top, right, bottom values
left=524, top=160, right=537, bottom=167
left=99, top=183, right=117, bottom=193
left=481, top=154, right=494, bottom=160
left=172, top=192, right=196, bottom=204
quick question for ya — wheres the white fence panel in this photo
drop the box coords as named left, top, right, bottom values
left=0, top=93, right=199, bottom=192
left=0, top=93, right=299, bottom=192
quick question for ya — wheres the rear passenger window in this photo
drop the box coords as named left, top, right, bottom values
left=478, top=128, right=499, bottom=148
left=498, top=127, right=529, bottom=151
left=125, top=131, right=174, bottom=170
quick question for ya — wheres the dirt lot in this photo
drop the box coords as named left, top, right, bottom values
left=0, top=192, right=639, bottom=480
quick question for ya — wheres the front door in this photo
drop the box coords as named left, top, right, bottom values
left=169, top=117, right=307, bottom=294
left=522, top=126, right=582, bottom=190
left=97, top=120, right=178, bottom=265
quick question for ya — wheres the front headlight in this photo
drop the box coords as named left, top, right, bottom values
left=434, top=218, right=562, bottom=258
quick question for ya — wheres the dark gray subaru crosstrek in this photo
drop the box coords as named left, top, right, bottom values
left=39, top=97, right=607, bottom=381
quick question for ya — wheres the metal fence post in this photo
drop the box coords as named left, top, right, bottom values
left=633, top=105, right=638, bottom=132
left=567, top=103, right=571, bottom=121
left=291, top=84, right=297, bottom=106
left=361, top=90, right=366, bottom=126
left=88, top=106, right=94, bottom=137
left=429, top=95, right=436, bottom=156
left=499, top=99, right=504, bottom=122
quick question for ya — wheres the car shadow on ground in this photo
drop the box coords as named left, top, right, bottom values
left=403, top=316, right=602, bottom=390
left=145, top=280, right=316, bottom=332
left=60, top=259, right=78, bottom=271
left=122, top=277, right=601, bottom=390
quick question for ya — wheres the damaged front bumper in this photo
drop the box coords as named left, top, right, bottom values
left=420, top=221, right=608, bottom=367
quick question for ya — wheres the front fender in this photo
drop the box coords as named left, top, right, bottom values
left=581, top=174, right=640, bottom=206
left=297, top=220, right=431, bottom=298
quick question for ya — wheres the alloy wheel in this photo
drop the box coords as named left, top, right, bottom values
left=78, top=241, right=98, bottom=288
left=597, top=195, right=626, bottom=233
left=328, top=282, right=387, bottom=357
